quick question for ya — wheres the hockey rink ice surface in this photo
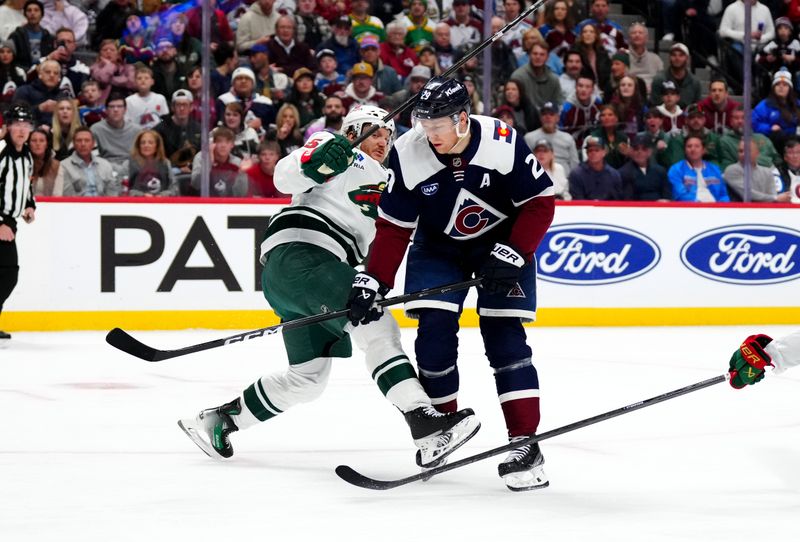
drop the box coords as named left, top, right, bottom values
left=2, top=325, right=798, bottom=542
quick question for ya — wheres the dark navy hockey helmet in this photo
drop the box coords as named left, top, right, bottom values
left=412, top=77, right=471, bottom=121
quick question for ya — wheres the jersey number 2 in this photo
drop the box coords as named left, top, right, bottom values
left=524, top=154, right=546, bottom=180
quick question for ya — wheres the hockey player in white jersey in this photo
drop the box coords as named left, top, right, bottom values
left=178, top=105, right=480, bottom=467
left=728, top=331, right=800, bottom=388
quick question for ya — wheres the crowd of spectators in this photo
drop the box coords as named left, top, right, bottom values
left=3, top=0, right=797, bottom=203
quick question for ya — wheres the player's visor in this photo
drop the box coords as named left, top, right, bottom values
left=411, top=115, right=458, bottom=138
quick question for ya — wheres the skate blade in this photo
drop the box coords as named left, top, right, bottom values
left=177, top=419, right=226, bottom=461
left=503, top=467, right=549, bottom=492
left=417, top=415, right=481, bottom=469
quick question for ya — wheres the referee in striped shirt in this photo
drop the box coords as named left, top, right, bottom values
left=0, top=104, right=35, bottom=341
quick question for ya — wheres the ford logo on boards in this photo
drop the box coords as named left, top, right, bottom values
left=680, top=225, right=800, bottom=284
left=536, top=224, right=661, bottom=285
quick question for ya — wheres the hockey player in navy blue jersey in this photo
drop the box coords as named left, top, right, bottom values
left=347, top=77, right=556, bottom=491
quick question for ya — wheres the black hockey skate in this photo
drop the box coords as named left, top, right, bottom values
left=498, top=437, right=549, bottom=491
left=404, top=406, right=481, bottom=468
left=0, top=330, right=11, bottom=340
left=178, top=398, right=241, bottom=459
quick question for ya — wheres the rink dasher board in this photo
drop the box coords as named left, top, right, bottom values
left=3, top=198, right=799, bottom=330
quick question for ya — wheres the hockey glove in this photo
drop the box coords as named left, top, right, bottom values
left=480, top=243, right=525, bottom=294
left=300, top=134, right=355, bottom=184
left=346, top=272, right=390, bottom=326
left=729, top=334, right=774, bottom=389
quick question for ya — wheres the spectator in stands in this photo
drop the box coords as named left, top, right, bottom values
left=650, top=42, right=701, bottom=108
left=510, top=41, right=564, bottom=109
left=559, top=49, right=586, bottom=102
left=0, top=40, right=27, bottom=104
left=40, top=0, right=88, bottom=47
left=13, top=59, right=61, bottom=124
left=588, top=103, right=629, bottom=168
left=267, top=15, right=315, bottom=77
left=514, top=27, right=551, bottom=71
left=653, top=80, right=684, bottom=136
left=697, top=79, right=740, bottom=135
left=191, top=127, right=248, bottom=197
left=719, top=0, right=775, bottom=91
left=724, top=139, right=789, bottom=202
left=125, top=65, right=168, bottom=130
left=217, top=67, right=277, bottom=134
left=500, top=0, right=534, bottom=63
left=398, top=0, right=434, bottom=50
left=235, top=0, right=279, bottom=55
left=627, top=22, right=663, bottom=95
left=187, top=0, right=234, bottom=51
left=349, top=0, right=385, bottom=42
left=668, top=135, right=728, bottom=202
left=267, top=102, right=303, bottom=157
left=757, top=16, right=799, bottom=76
left=77, top=79, right=104, bottom=127
left=304, top=94, right=345, bottom=138
left=777, top=137, right=800, bottom=203
left=525, top=100, right=579, bottom=174
left=315, top=49, right=346, bottom=94
left=248, top=44, right=289, bottom=103
left=90, top=39, right=135, bottom=103
left=489, top=16, right=518, bottom=88
left=665, top=103, right=721, bottom=166
left=92, top=0, right=135, bottom=49
left=90, top=92, right=140, bottom=179
left=0, top=0, right=27, bottom=42
left=576, top=0, right=626, bottom=55
left=718, top=107, right=777, bottom=173
left=539, top=1, right=576, bottom=61
left=431, top=23, right=458, bottom=69
left=50, top=96, right=79, bottom=160
left=210, top=43, right=236, bottom=99
left=151, top=39, right=188, bottom=101
left=753, top=68, right=800, bottom=153
left=29, top=127, right=62, bottom=196
left=569, top=135, right=624, bottom=200
left=380, top=21, right=417, bottom=80
left=339, top=61, right=384, bottom=111
left=609, top=75, right=644, bottom=140
left=574, top=23, right=610, bottom=94
left=618, top=134, right=671, bottom=201
left=42, top=28, right=89, bottom=95
left=606, top=52, right=646, bottom=100
left=358, top=35, right=400, bottom=94
left=532, top=137, right=571, bottom=200
left=639, top=108, right=670, bottom=167
left=560, top=69, right=601, bottom=146
left=220, top=101, right=260, bottom=159
left=156, top=89, right=201, bottom=178
left=679, top=0, right=718, bottom=69
left=382, top=64, right=428, bottom=130
left=294, top=0, right=330, bottom=50
left=414, top=43, right=440, bottom=76
left=10, top=0, right=54, bottom=69
left=127, top=129, right=176, bottom=197
left=185, top=66, right=217, bottom=126
left=445, top=0, right=481, bottom=50
left=62, top=126, right=119, bottom=196
left=318, top=16, right=360, bottom=75
left=317, top=0, right=351, bottom=22
left=245, top=140, right=286, bottom=197
left=118, top=14, right=154, bottom=66
left=154, top=12, right=201, bottom=69
left=497, top=78, right=539, bottom=134
left=460, top=73, right=483, bottom=115
left=286, top=67, right=325, bottom=129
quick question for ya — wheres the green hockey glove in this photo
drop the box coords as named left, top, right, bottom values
left=729, top=334, right=774, bottom=389
left=299, top=134, right=355, bottom=184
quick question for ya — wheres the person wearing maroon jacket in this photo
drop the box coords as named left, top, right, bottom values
left=185, top=0, right=234, bottom=50
left=244, top=140, right=286, bottom=198
left=267, top=15, right=316, bottom=78
left=379, top=20, right=418, bottom=79
left=696, top=79, right=741, bottom=136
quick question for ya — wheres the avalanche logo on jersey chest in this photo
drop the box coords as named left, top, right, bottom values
left=444, top=188, right=508, bottom=240
left=348, top=181, right=386, bottom=218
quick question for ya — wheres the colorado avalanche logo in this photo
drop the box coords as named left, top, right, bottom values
left=348, top=182, right=386, bottom=218
left=444, top=188, right=507, bottom=240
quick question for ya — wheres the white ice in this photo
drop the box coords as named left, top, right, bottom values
left=1, top=326, right=798, bottom=542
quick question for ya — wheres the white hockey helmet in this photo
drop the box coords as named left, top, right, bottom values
left=341, top=104, right=395, bottom=151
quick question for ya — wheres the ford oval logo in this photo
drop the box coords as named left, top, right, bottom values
left=536, top=224, right=661, bottom=285
left=680, top=225, right=800, bottom=284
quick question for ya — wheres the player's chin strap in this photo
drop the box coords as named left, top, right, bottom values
left=445, top=113, right=471, bottom=154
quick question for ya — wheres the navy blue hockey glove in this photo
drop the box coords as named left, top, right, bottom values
left=347, top=272, right=390, bottom=326
left=480, top=243, right=525, bottom=294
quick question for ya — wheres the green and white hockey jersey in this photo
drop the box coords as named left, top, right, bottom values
left=260, top=131, right=391, bottom=267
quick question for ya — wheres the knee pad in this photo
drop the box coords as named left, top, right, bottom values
left=349, top=313, right=404, bottom=374
left=415, top=309, right=460, bottom=371
left=286, top=357, right=332, bottom=403
left=479, top=317, right=532, bottom=369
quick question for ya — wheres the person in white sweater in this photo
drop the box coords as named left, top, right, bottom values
left=718, top=0, right=775, bottom=88
left=728, top=331, right=800, bottom=388
left=125, top=65, right=168, bottom=130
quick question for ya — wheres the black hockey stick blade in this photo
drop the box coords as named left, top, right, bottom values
left=106, top=278, right=482, bottom=362
left=336, top=374, right=728, bottom=490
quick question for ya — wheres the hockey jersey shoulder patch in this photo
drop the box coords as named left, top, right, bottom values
left=393, top=129, right=446, bottom=190
left=469, top=115, right=518, bottom=175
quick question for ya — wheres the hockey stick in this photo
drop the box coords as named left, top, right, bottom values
left=350, top=0, right=548, bottom=148
left=336, top=373, right=729, bottom=490
left=106, top=278, right=482, bottom=362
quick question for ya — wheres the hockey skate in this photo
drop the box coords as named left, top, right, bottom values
left=177, top=398, right=241, bottom=460
left=498, top=436, right=549, bottom=491
left=404, top=406, right=481, bottom=469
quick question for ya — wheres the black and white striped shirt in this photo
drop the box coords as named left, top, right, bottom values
left=0, top=138, right=34, bottom=229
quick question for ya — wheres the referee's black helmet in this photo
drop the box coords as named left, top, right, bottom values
left=4, top=103, right=34, bottom=125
